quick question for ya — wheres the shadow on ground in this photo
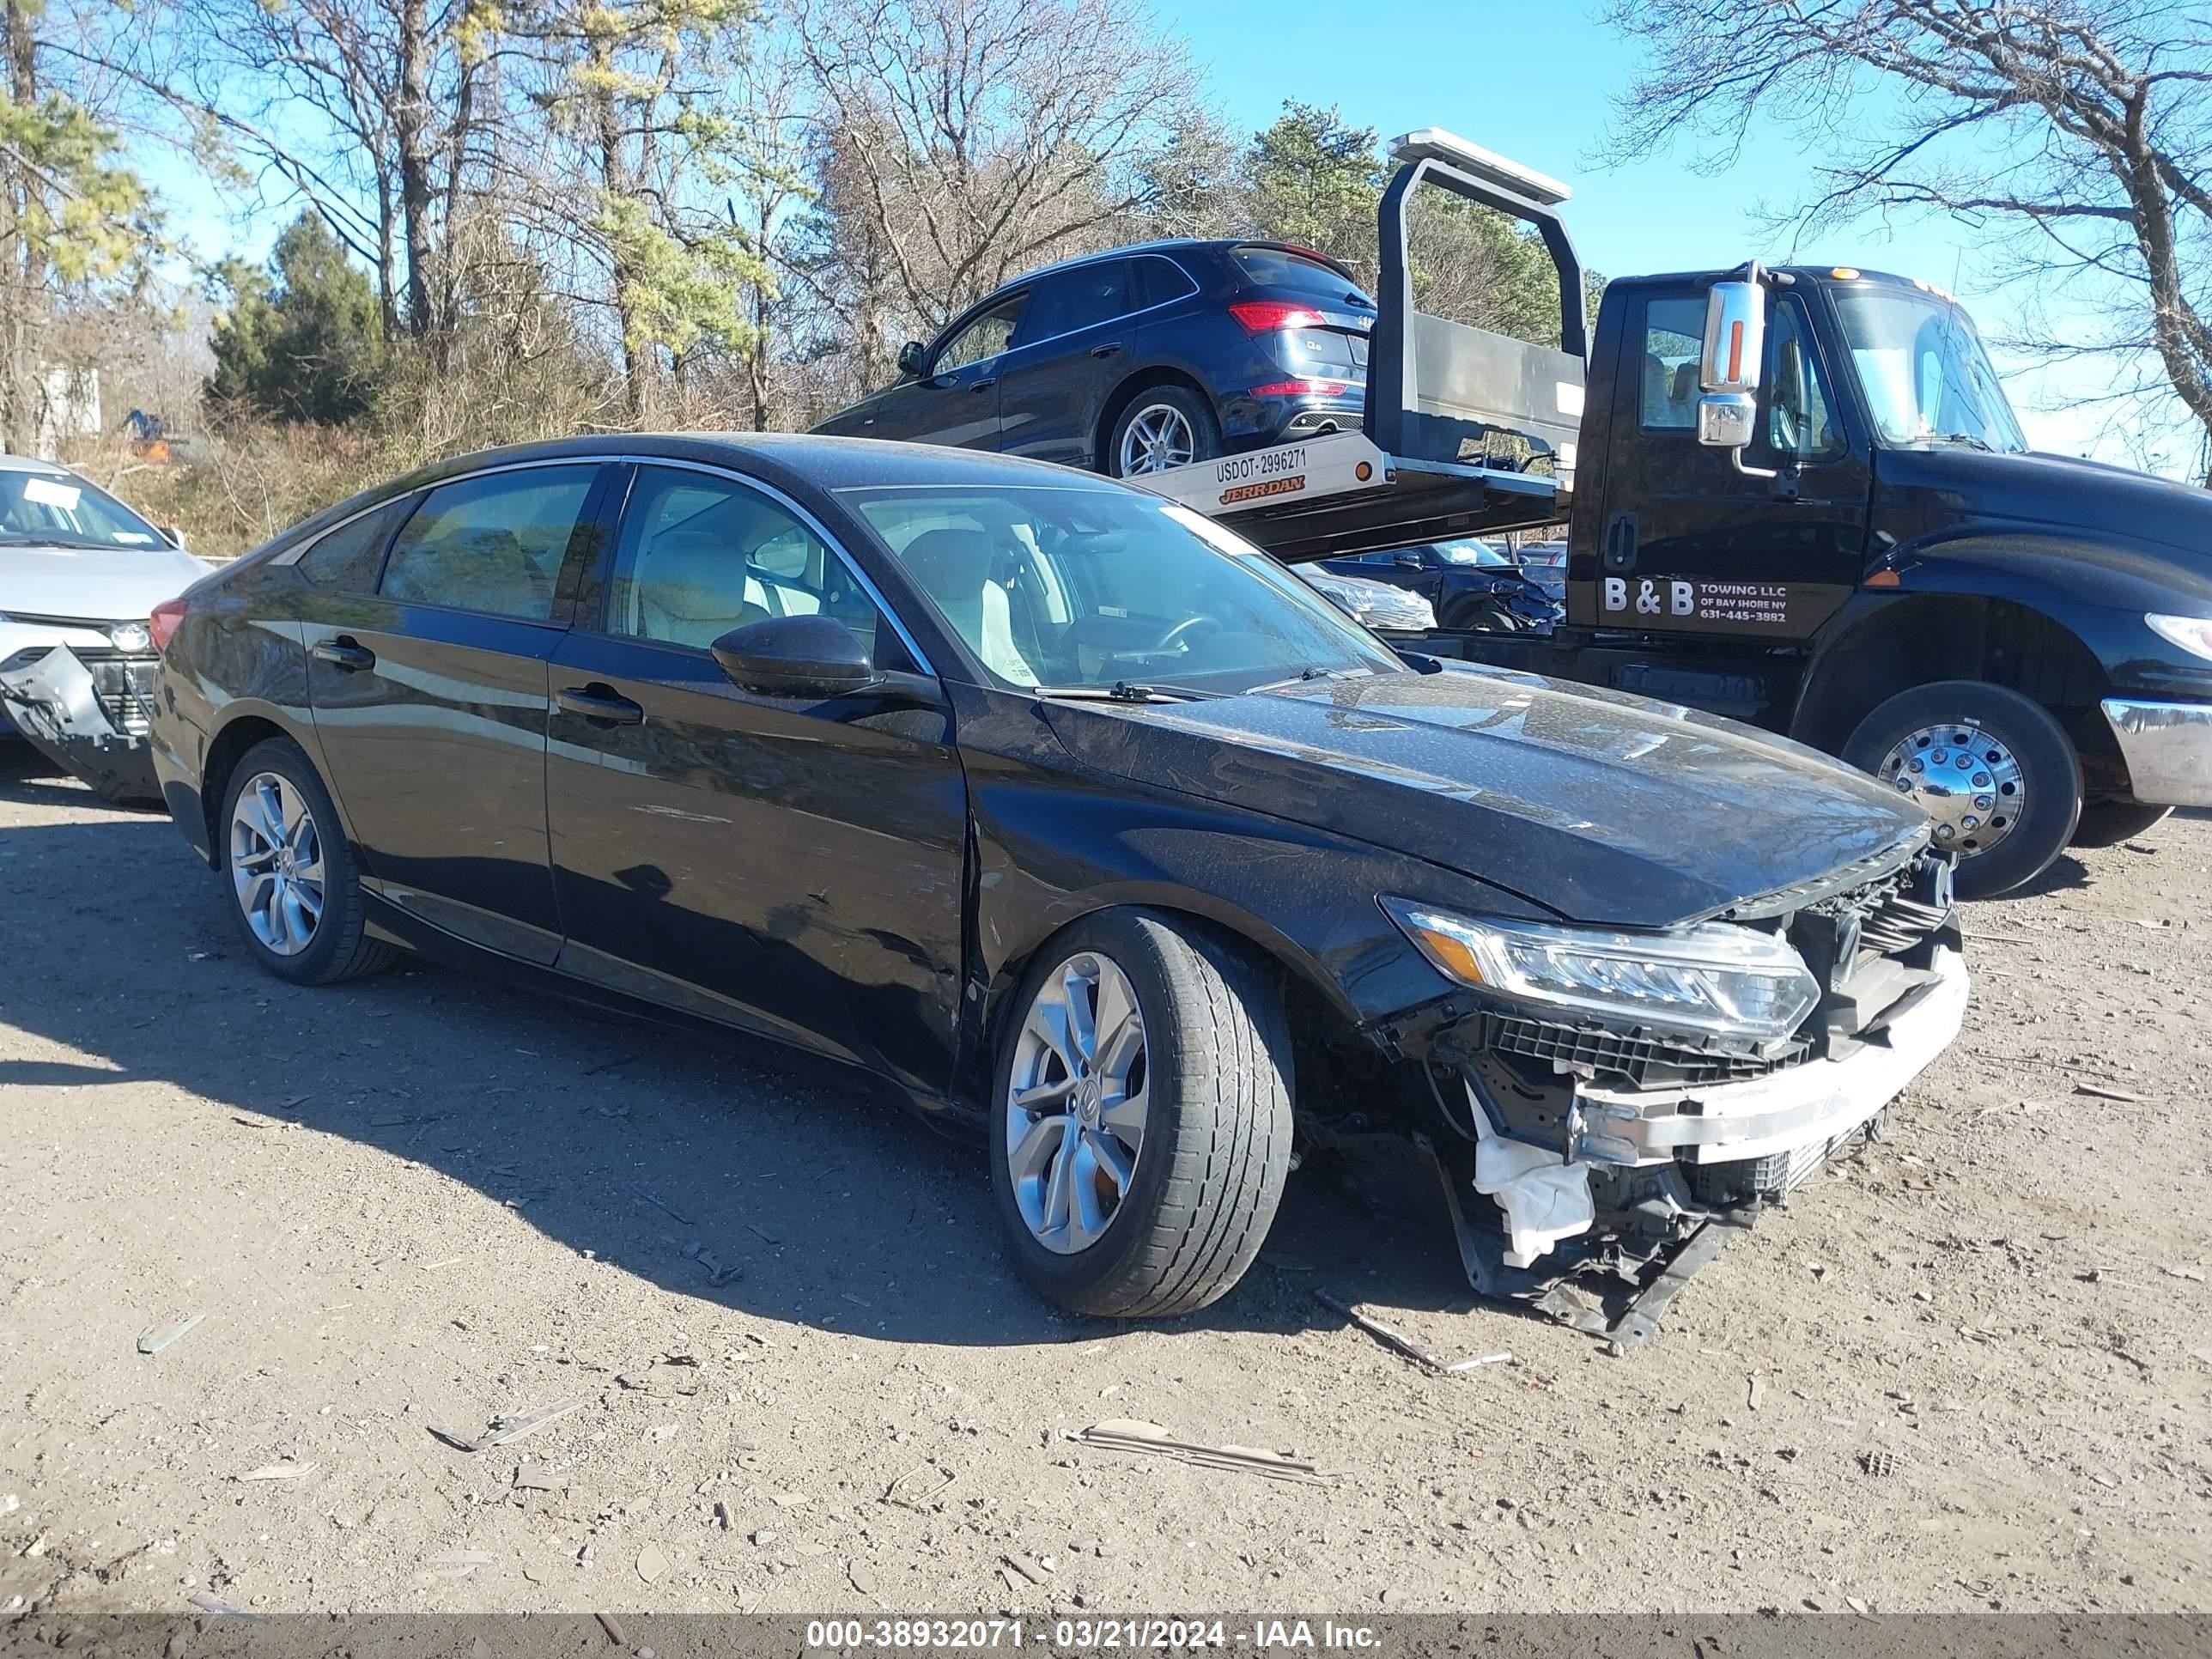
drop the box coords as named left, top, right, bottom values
left=0, top=747, right=1484, bottom=1353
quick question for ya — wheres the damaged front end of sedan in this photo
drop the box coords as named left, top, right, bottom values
left=0, top=641, right=166, bottom=805
left=1361, top=835, right=1966, bottom=1344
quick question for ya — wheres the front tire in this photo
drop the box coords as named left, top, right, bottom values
left=218, top=736, right=393, bottom=985
left=989, top=911, right=1292, bottom=1318
left=1841, top=681, right=2081, bottom=899
left=2071, top=800, right=2171, bottom=848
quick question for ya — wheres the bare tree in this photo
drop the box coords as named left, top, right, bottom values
left=789, top=0, right=1199, bottom=348
left=1602, top=0, right=2212, bottom=482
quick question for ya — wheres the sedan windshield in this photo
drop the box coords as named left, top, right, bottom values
left=0, top=468, right=168, bottom=550
left=1831, top=286, right=2027, bottom=453
left=843, top=482, right=1404, bottom=695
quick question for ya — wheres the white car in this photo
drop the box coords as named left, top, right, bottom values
left=1296, top=566, right=1438, bottom=632
left=0, top=455, right=210, bottom=801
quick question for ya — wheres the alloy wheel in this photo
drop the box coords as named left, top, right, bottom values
left=229, top=771, right=325, bottom=956
left=1004, top=951, right=1149, bottom=1254
left=1876, top=722, right=2025, bottom=858
left=1118, top=404, right=1196, bottom=475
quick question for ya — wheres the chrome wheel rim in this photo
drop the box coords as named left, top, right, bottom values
left=1119, top=404, right=1195, bottom=475
left=1005, top=951, right=1148, bottom=1255
left=229, top=771, right=325, bottom=957
left=1877, top=722, right=2025, bottom=858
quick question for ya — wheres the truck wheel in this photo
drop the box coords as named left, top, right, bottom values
left=1842, top=682, right=2081, bottom=900
left=2070, top=801, right=2171, bottom=848
left=1105, top=388, right=1218, bottom=478
left=219, top=736, right=394, bottom=985
left=989, top=910, right=1291, bottom=1318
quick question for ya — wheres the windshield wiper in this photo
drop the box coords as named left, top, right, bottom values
left=1914, top=431, right=1996, bottom=453
left=1032, top=681, right=1226, bottom=704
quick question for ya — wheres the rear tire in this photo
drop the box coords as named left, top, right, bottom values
left=989, top=910, right=1291, bottom=1318
left=1104, top=386, right=1219, bottom=478
left=2070, top=800, right=2171, bottom=848
left=217, top=736, right=393, bottom=985
left=1841, top=681, right=2081, bottom=900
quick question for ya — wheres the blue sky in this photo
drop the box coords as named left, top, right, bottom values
left=152, top=0, right=2196, bottom=475
left=1180, top=0, right=2191, bottom=475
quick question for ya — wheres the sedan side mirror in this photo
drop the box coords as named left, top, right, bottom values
left=896, top=340, right=928, bottom=378
left=1393, top=551, right=1424, bottom=568
left=711, top=614, right=883, bottom=699
left=161, top=526, right=189, bottom=550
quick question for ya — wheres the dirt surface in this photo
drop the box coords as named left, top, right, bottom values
left=2, top=748, right=2207, bottom=1620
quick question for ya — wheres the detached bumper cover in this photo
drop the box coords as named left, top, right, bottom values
left=0, top=644, right=163, bottom=804
left=2101, top=697, right=2212, bottom=807
left=1571, top=945, right=1970, bottom=1169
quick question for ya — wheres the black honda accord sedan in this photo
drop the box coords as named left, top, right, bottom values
left=148, top=434, right=1969, bottom=1332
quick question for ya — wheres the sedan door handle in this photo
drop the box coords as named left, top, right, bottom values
left=556, top=685, right=645, bottom=726
left=1090, top=342, right=1125, bottom=358
left=970, top=378, right=997, bottom=393
left=311, top=637, right=375, bottom=672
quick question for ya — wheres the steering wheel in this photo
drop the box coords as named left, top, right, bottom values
left=1149, top=614, right=1222, bottom=653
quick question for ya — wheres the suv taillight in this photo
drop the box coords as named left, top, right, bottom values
left=1229, top=300, right=1328, bottom=332
left=149, top=597, right=190, bottom=655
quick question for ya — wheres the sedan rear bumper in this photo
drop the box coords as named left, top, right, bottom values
left=1569, top=945, right=1971, bottom=1169
left=2101, top=697, right=2212, bottom=808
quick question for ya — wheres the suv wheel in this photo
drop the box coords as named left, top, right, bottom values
left=1106, top=388, right=1218, bottom=477
left=220, top=736, right=393, bottom=984
left=989, top=911, right=1291, bottom=1317
left=1842, top=682, right=2081, bottom=899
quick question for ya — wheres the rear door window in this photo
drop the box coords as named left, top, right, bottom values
left=295, top=501, right=406, bottom=590
left=379, top=466, right=595, bottom=620
left=1018, top=262, right=1133, bottom=343
left=1638, top=296, right=1706, bottom=430
left=1129, top=255, right=1197, bottom=310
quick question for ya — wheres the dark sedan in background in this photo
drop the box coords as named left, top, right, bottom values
left=147, top=434, right=1967, bottom=1337
left=1322, top=538, right=1562, bottom=633
left=812, top=241, right=1373, bottom=477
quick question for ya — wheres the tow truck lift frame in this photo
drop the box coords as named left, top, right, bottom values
left=1139, top=128, right=1584, bottom=561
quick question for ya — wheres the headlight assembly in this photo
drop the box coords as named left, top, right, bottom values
left=1381, top=898, right=1820, bottom=1043
left=2146, top=613, right=2212, bottom=664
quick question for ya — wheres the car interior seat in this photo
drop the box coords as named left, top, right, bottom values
left=632, top=530, right=770, bottom=647
left=895, top=527, right=1039, bottom=685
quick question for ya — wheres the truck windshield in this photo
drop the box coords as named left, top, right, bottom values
left=845, top=482, right=1403, bottom=696
left=1831, top=287, right=2027, bottom=453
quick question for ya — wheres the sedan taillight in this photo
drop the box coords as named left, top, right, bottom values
left=149, top=597, right=190, bottom=655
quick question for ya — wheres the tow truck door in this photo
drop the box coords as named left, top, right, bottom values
left=1579, top=280, right=1869, bottom=650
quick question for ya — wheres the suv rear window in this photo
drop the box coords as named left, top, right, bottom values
left=1230, top=246, right=1371, bottom=308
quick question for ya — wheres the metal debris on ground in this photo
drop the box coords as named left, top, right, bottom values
left=1857, top=1450, right=1899, bottom=1478
left=513, top=1461, right=568, bottom=1492
left=136, top=1315, right=205, bottom=1356
left=428, top=1397, right=583, bottom=1452
left=1070, top=1419, right=1335, bottom=1486
left=1313, top=1290, right=1445, bottom=1374
left=1443, top=1352, right=1512, bottom=1372
left=235, top=1463, right=315, bottom=1481
left=639, top=1190, right=692, bottom=1225
left=2074, top=1083, right=2143, bottom=1103
left=186, top=1592, right=257, bottom=1619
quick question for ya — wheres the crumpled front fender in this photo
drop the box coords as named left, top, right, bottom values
left=0, top=645, right=163, bottom=805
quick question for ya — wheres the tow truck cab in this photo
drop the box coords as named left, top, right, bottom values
left=1152, top=130, right=2212, bottom=898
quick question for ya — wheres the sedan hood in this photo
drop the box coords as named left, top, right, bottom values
left=0, top=541, right=210, bottom=624
left=1041, top=666, right=1929, bottom=927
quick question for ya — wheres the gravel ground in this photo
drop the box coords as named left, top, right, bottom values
left=1, top=748, right=2207, bottom=1619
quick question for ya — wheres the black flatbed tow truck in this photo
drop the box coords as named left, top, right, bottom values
left=1144, top=127, right=2212, bottom=900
